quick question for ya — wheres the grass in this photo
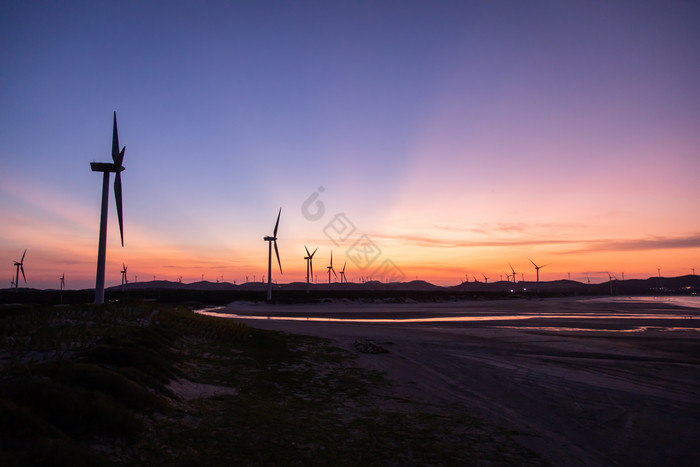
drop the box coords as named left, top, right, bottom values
left=0, top=303, right=544, bottom=465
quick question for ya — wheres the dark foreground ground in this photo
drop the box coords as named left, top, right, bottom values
left=0, top=303, right=544, bottom=465
left=216, top=298, right=700, bottom=467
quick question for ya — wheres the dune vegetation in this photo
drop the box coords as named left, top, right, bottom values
left=0, top=303, right=542, bottom=465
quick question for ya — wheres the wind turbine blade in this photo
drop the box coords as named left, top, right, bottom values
left=20, top=265, right=26, bottom=283
left=21, top=249, right=26, bottom=263
left=273, top=207, right=281, bottom=237
left=330, top=250, right=333, bottom=267
left=332, top=268, right=337, bottom=278
left=112, top=112, right=119, bottom=162
left=342, top=261, right=346, bottom=273
left=114, top=171, right=124, bottom=246
left=311, top=248, right=317, bottom=257
left=274, top=241, right=282, bottom=274
left=305, top=245, right=310, bottom=256
left=528, top=258, right=537, bottom=267
left=309, top=258, right=313, bottom=278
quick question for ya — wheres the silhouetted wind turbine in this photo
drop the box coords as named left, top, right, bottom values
left=121, top=264, right=128, bottom=286
left=692, top=267, right=696, bottom=276
left=327, top=250, right=337, bottom=284
left=13, top=249, right=26, bottom=291
left=263, top=208, right=282, bottom=300
left=481, top=273, right=489, bottom=284
left=91, top=112, right=126, bottom=304
left=60, top=273, right=65, bottom=303
left=10, top=277, right=15, bottom=288
left=529, top=258, right=547, bottom=294
left=340, top=261, right=347, bottom=283
left=509, top=264, right=519, bottom=283
left=304, top=245, right=317, bottom=294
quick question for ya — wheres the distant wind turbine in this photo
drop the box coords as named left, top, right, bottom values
left=327, top=250, right=337, bottom=284
left=692, top=267, right=696, bottom=276
left=13, top=249, right=27, bottom=290
left=481, top=273, right=489, bottom=284
left=529, top=258, right=547, bottom=294
left=91, top=112, right=126, bottom=304
left=304, top=245, right=317, bottom=294
left=340, top=261, right=347, bottom=283
left=121, top=264, right=128, bottom=286
left=263, top=208, right=282, bottom=300
left=60, top=273, right=65, bottom=303
left=509, top=264, right=519, bottom=283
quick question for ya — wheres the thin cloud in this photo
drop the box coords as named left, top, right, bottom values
left=566, top=233, right=700, bottom=253
left=370, top=232, right=577, bottom=248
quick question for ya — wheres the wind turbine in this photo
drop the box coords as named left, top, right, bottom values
left=340, top=261, right=347, bottom=283
left=509, top=264, right=519, bottom=283
left=13, top=249, right=26, bottom=290
left=481, top=273, right=489, bottom=284
left=529, top=258, right=547, bottom=294
left=304, top=245, right=317, bottom=294
left=263, top=208, right=282, bottom=301
left=91, top=112, right=126, bottom=304
left=121, top=264, right=128, bottom=286
left=327, top=250, right=337, bottom=284
left=60, top=273, right=65, bottom=303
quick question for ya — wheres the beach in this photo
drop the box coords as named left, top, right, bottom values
left=206, top=297, right=700, bottom=466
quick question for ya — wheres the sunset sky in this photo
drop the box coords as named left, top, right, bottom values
left=1, top=1, right=699, bottom=289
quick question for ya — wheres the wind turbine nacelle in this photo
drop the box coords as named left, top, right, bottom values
left=91, top=162, right=124, bottom=173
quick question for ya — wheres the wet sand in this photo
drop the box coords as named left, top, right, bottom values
left=210, top=297, right=700, bottom=466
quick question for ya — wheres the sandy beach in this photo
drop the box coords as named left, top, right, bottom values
left=206, top=297, right=700, bottom=466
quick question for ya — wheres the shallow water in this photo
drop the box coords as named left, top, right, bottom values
left=196, top=305, right=700, bottom=332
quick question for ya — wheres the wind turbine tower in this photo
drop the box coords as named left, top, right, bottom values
left=13, top=249, right=26, bottom=291
left=91, top=112, right=126, bottom=304
left=263, top=208, right=282, bottom=301
left=304, top=245, right=317, bottom=294
left=327, top=250, right=337, bottom=284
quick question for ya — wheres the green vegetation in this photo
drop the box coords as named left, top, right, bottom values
left=0, top=303, right=543, bottom=465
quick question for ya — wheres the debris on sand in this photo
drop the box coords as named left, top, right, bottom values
left=354, top=338, right=389, bottom=354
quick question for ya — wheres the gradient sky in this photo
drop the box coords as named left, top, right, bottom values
left=1, top=1, right=699, bottom=289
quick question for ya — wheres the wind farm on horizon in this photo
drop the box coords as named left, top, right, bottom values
left=4, top=113, right=699, bottom=297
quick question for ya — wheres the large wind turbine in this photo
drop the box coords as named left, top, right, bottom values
left=263, top=208, right=282, bottom=300
left=13, top=249, right=26, bottom=290
left=327, top=250, right=337, bottom=284
left=91, top=112, right=126, bottom=304
left=304, top=245, right=317, bottom=294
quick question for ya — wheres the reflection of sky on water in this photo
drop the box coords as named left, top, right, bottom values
left=197, top=308, right=698, bottom=331
left=583, top=296, right=700, bottom=308
left=494, top=326, right=700, bottom=333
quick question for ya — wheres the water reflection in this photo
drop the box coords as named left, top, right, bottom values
left=197, top=308, right=697, bottom=328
